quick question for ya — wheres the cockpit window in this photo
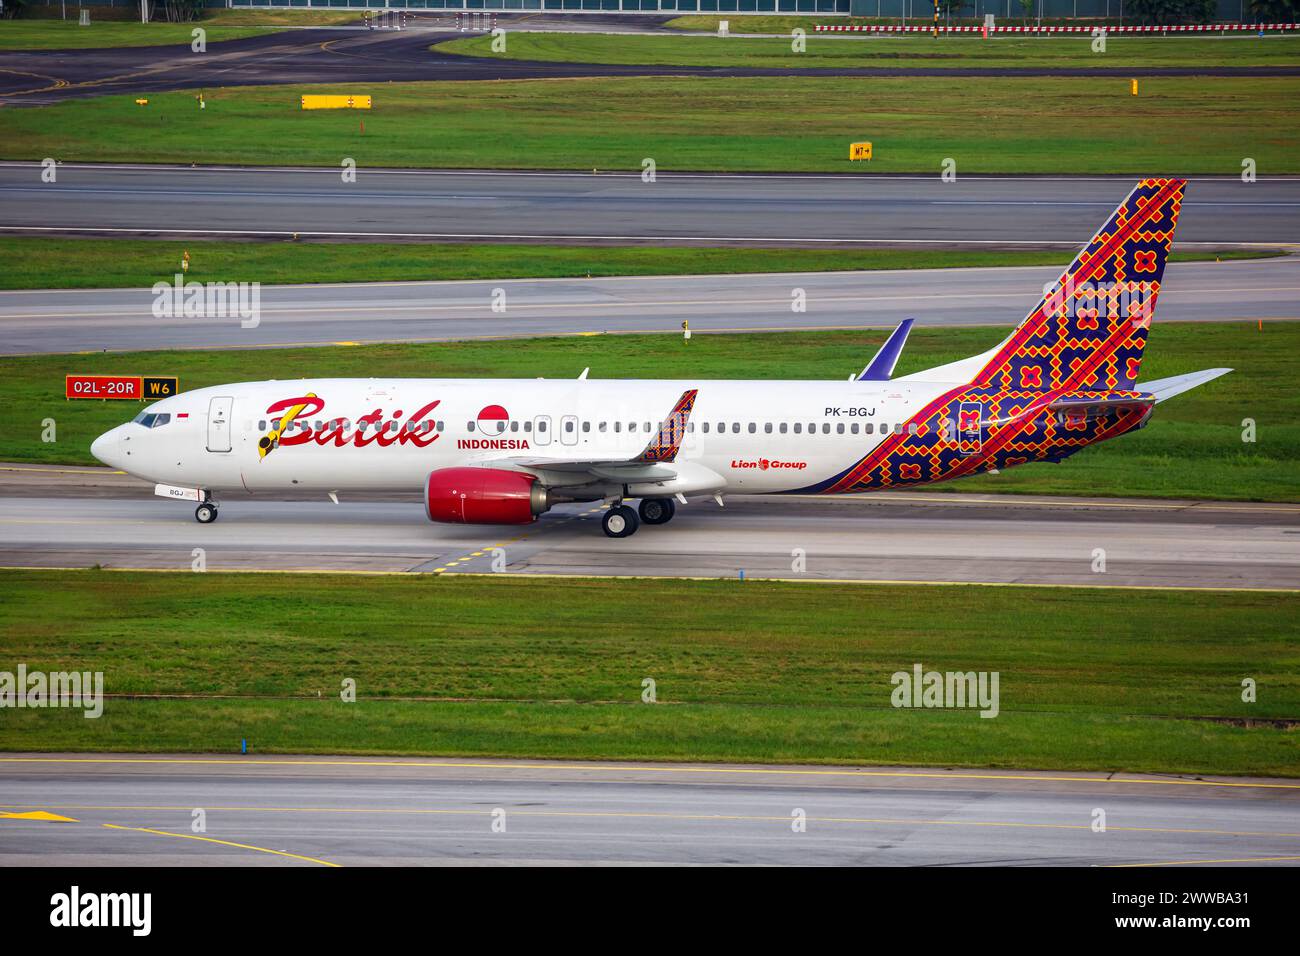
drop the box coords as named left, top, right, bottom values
left=131, top=412, right=171, bottom=429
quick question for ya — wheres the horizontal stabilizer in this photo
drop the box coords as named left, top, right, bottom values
left=858, top=319, right=913, bottom=382
left=1138, top=368, right=1233, bottom=403
left=1035, top=392, right=1155, bottom=426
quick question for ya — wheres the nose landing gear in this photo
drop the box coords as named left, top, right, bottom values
left=195, top=501, right=219, bottom=524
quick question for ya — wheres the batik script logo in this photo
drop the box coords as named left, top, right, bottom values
left=260, top=395, right=441, bottom=459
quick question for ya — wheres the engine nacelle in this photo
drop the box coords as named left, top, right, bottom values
left=424, top=467, right=549, bottom=525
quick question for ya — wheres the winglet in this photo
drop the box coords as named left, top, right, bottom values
left=636, top=389, right=698, bottom=463
left=858, top=319, right=913, bottom=381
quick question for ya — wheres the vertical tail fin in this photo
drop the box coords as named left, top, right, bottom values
left=983, top=178, right=1184, bottom=393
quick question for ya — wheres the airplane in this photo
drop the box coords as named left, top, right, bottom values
left=91, top=178, right=1230, bottom=538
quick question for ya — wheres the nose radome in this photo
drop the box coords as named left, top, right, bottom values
left=90, top=429, right=120, bottom=468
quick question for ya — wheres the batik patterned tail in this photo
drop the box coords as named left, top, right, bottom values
left=997, top=177, right=1184, bottom=393
left=801, top=178, right=1185, bottom=496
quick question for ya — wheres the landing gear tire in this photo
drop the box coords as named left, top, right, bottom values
left=638, top=497, right=676, bottom=525
left=195, top=502, right=219, bottom=524
left=602, top=504, right=640, bottom=538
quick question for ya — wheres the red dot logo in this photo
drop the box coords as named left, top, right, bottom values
left=476, top=404, right=508, bottom=436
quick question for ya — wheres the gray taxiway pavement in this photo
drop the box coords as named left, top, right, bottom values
left=2, top=466, right=1297, bottom=589
left=3, top=166, right=1298, bottom=246
left=3, top=256, right=1297, bottom=355
left=3, top=753, right=1297, bottom=866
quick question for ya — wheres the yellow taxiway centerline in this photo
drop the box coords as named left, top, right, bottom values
left=101, top=823, right=340, bottom=867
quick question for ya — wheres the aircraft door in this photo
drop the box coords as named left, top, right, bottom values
left=207, top=396, right=233, bottom=453
left=534, top=415, right=552, bottom=446
left=957, top=401, right=983, bottom=457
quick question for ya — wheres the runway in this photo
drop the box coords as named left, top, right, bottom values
left=3, top=165, right=1299, bottom=246
left=2, top=753, right=1297, bottom=866
left=2, top=466, right=1297, bottom=589
left=3, top=22, right=1294, bottom=106
left=3, top=254, right=1297, bottom=356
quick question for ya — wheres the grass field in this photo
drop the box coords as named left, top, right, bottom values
left=201, top=9, right=365, bottom=26
left=0, top=76, right=1294, bottom=173
left=664, top=15, right=1134, bottom=31
left=438, top=32, right=1300, bottom=70
left=0, top=571, right=1295, bottom=775
left=4, top=322, right=1294, bottom=502
left=0, top=237, right=1269, bottom=291
left=0, top=21, right=276, bottom=51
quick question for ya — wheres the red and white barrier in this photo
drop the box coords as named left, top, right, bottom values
left=814, top=22, right=1299, bottom=34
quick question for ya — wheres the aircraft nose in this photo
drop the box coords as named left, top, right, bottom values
left=90, top=427, right=121, bottom=468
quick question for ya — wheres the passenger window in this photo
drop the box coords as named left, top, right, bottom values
left=865, top=423, right=874, bottom=434
left=687, top=423, right=694, bottom=433
left=837, top=423, right=845, bottom=434
left=794, top=423, right=802, bottom=434
left=764, top=423, right=772, bottom=434
left=731, top=422, right=740, bottom=434
left=779, top=423, right=788, bottom=434
left=437, top=421, right=444, bottom=432
left=748, top=423, right=757, bottom=434
left=510, top=420, right=519, bottom=432
left=258, top=420, right=267, bottom=431
left=599, top=422, right=607, bottom=432
left=565, top=420, right=574, bottom=433
left=524, top=421, right=532, bottom=432
left=702, top=422, right=710, bottom=434
left=851, top=423, right=859, bottom=434
left=908, top=423, right=919, bottom=435
left=614, top=422, right=622, bottom=433
left=582, top=421, right=590, bottom=433
left=467, top=421, right=476, bottom=432
left=822, top=423, right=831, bottom=434
left=644, top=422, right=651, bottom=432
left=538, top=420, right=548, bottom=433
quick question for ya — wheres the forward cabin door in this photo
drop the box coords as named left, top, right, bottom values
left=207, top=396, right=233, bottom=453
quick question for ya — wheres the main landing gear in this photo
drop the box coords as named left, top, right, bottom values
left=195, top=501, right=219, bottom=524
left=602, top=497, right=676, bottom=538
left=638, top=497, right=676, bottom=525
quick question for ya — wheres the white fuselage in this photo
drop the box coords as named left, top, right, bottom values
left=91, top=377, right=954, bottom=498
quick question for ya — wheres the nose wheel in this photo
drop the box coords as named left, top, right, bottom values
left=602, top=504, right=639, bottom=538
left=195, top=502, right=219, bottom=524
